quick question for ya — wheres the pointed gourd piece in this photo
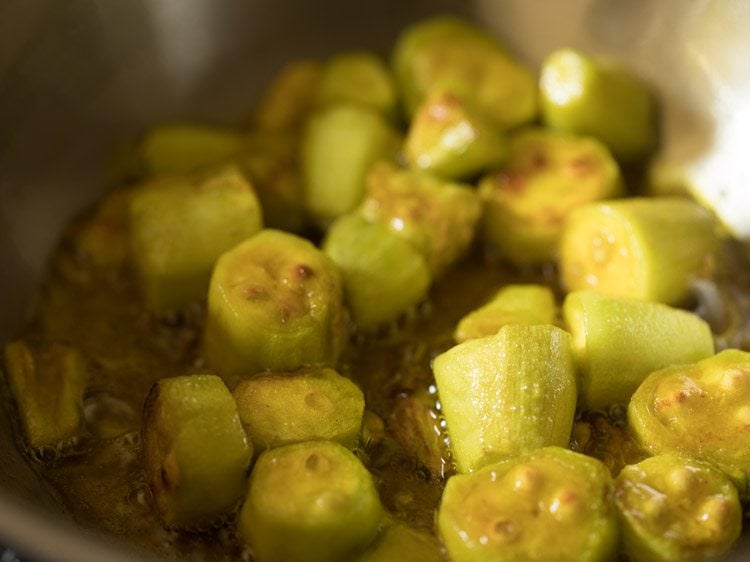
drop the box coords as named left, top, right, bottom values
left=404, top=91, right=508, bottom=181
left=322, top=213, right=431, bottom=331
left=479, top=128, right=623, bottom=265
left=238, top=440, right=385, bottom=562
left=615, top=454, right=742, bottom=562
left=438, top=447, right=618, bottom=562
left=563, top=290, right=714, bottom=411
left=628, top=349, right=750, bottom=498
left=392, top=15, right=537, bottom=130
left=302, top=104, right=400, bottom=226
left=360, top=162, right=481, bottom=276
left=129, top=165, right=264, bottom=312
left=559, top=197, right=719, bottom=305
left=454, top=284, right=557, bottom=343
left=3, top=340, right=87, bottom=449
left=232, top=367, right=365, bottom=453
left=315, top=51, right=398, bottom=118
left=141, top=374, right=252, bottom=528
left=203, top=229, right=347, bottom=380
left=433, top=324, right=577, bottom=473
left=540, top=48, right=657, bottom=162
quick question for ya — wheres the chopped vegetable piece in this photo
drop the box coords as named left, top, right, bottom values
left=322, top=213, right=431, bottom=331
left=254, top=59, right=322, bottom=132
left=302, top=104, right=400, bottom=226
left=559, top=197, right=719, bottom=305
left=615, top=454, right=742, bottom=562
left=392, top=15, right=537, bottom=130
left=238, top=440, right=385, bottom=562
left=203, top=229, right=347, bottom=379
left=480, top=128, right=623, bottom=264
left=454, top=284, right=557, bottom=343
left=129, top=165, right=263, bottom=312
left=315, top=51, right=398, bottom=118
left=628, top=349, right=750, bottom=497
left=539, top=48, right=657, bottom=162
left=236, top=131, right=306, bottom=232
left=404, top=91, right=508, bottom=180
left=137, top=124, right=245, bottom=175
left=357, top=522, right=444, bottom=562
left=438, top=446, right=618, bottom=562
left=563, top=290, right=714, bottom=411
left=3, top=340, right=88, bottom=448
left=360, top=162, right=481, bottom=276
left=141, top=374, right=252, bottom=528
left=433, top=324, right=577, bottom=473
left=232, top=367, right=365, bottom=452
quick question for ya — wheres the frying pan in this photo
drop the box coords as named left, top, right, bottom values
left=1, top=0, right=748, bottom=560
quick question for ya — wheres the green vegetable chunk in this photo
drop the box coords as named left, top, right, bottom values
left=392, top=15, right=537, bottom=130
left=563, top=290, right=714, bottom=411
left=238, top=440, right=385, bottom=562
left=615, top=454, right=742, bottom=562
left=404, top=91, right=508, bottom=180
left=438, top=447, right=618, bottom=562
left=129, top=166, right=263, bottom=312
left=479, top=128, right=623, bottom=264
left=357, top=523, right=444, bottom=562
left=232, top=367, right=365, bottom=452
left=141, top=374, right=252, bottom=528
left=628, top=349, right=750, bottom=497
left=138, top=124, right=245, bottom=175
left=559, top=197, right=719, bottom=305
left=315, top=51, right=398, bottom=118
left=323, top=213, right=431, bottom=331
left=3, top=340, right=88, bottom=448
left=254, top=59, right=322, bottom=132
left=433, top=324, right=577, bottom=473
left=539, top=48, right=657, bottom=162
left=360, top=162, right=482, bottom=276
left=203, top=229, right=347, bottom=379
left=302, top=104, right=400, bottom=226
left=454, top=284, right=557, bottom=343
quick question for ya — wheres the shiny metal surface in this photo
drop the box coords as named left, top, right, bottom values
left=0, top=0, right=748, bottom=560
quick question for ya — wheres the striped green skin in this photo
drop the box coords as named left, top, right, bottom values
left=433, top=324, right=577, bottom=474
left=563, top=290, right=714, bottom=411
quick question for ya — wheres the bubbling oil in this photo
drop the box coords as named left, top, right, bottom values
left=8, top=203, right=750, bottom=560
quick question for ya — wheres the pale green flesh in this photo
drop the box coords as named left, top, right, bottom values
left=238, top=440, right=385, bottom=562
left=438, top=447, right=618, bottom=562
left=615, top=454, right=742, bottom=562
left=203, top=229, right=346, bottom=380
left=628, top=349, right=750, bottom=498
left=232, top=367, right=365, bottom=452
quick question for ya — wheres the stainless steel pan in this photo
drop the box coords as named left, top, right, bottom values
left=1, top=0, right=748, bottom=559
